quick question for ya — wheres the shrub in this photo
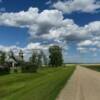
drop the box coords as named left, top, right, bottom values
left=13, top=68, right=18, bottom=73
left=21, top=62, right=38, bottom=73
left=0, top=65, right=10, bottom=75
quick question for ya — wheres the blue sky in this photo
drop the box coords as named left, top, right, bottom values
left=0, top=0, right=100, bottom=63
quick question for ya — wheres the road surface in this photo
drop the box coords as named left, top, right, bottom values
left=56, top=65, right=100, bottom=100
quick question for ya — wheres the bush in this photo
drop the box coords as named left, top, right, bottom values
left=0, top=65, right=10, bottom=75
left=13, top=68, right=18, bottom=73
left=21, top=62, right=38, bottom=73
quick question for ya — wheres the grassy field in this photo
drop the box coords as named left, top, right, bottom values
left=82, top=64, right=100, bottom=72
left=0, top=66, right=75, bottom=100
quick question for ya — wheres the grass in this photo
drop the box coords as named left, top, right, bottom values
left=0, top=65, right=75, bottom=100
left=83, top=64, right=100, bottom=72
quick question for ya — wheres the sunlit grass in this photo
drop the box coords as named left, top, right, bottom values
left=0, top=66, right=75, bottom=100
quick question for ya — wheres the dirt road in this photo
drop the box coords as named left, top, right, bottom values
left=56, top=65, right=100, bottom=100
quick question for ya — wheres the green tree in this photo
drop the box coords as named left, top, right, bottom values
left=30, top=50, right=42, bottom=67
left=22, top=50, right=41, bottom=73
left=49, top=45, right=63, bottom=67
left=40, top=50, right=48, bottom=66
left=0, top=51, right=6, bottom=65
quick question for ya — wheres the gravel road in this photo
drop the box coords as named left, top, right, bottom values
left=56, top=65, right=100, bottom=100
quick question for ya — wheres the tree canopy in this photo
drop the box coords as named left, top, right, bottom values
left=0, top=51, right=6, bottom=65
left=49, top=45, right=63, bottom=67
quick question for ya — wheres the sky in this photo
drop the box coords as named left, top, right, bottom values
left=0, top=0, right=100, bottom=63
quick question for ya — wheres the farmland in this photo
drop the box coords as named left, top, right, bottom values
left=82, top=64, right=100, bottom=72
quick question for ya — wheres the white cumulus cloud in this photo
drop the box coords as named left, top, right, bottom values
left=53, top=0, right=100, bottom=14
left=0, top=7, right=100, bottom=55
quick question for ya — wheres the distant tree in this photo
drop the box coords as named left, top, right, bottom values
left=49, top=45, right=63, bottom=67
left=0, top=51, right=6, bottom=65
left=30, top=50, right=42, bottom=67
left=0, top=51, right=10, bottom=74
left=21, top=50, right=41, bottom=73
left=37, top=52, right=42, bottom=67
left=41, top=50, right=48, bottom=66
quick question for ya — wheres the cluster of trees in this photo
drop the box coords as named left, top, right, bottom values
left=0, top=51, right=10, bottom=75
left=0, top=51, right=6, bottom=65
left=0, top=45, right=63, bottom=74
left=21, top=50, right=44, bottom=73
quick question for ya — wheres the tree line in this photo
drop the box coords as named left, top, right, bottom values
left=0, top=45, right=63, bottom=74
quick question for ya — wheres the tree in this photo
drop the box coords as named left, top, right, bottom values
left=30, top=50, right=42, bottom=67
left=0, top=51, right=10, bottom=75
left=0, top=51, right=6, bottom=65
left=40, top=50, right=48, bottom=66
left=21, top=50, right=41, bottom=73
left=49, top=45, right=63, bottom=67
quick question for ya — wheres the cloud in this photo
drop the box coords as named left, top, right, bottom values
left=0, top=7, right=100, bottom=56
left=77, top=39, right=100, bottom=54
left=0, top=7, right=39, bottom=27
left=0, top=42, right=49, bottom=53
left=0, top=7, right=77, bottom=41
left=0, top=45, right=20, bottom=52
left=0, top=42, right=49, bottom=61
left=26, top=42, right=49, bottom=50
left=52, top=0, right=100, bottom=14
left=77, top=40, right=93, bottom=47
left=77, top=46, right=98, bottom=54
left=77, top=47, right=88, bottom=53
left=0, top=7, right=99, bottom=43
left=76, top=21, right=100, bottom=54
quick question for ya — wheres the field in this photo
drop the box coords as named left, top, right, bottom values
left=0, top=66, right=75, bottom=100
left=82, top=64, right=100, bottom=72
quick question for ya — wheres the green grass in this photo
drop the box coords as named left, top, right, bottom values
left=83, top=64, right=100, bottom=72
left=0, top=66, right=75, bottom=100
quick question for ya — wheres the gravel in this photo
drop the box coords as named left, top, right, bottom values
left=56, top=65, right=100, bottom=100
